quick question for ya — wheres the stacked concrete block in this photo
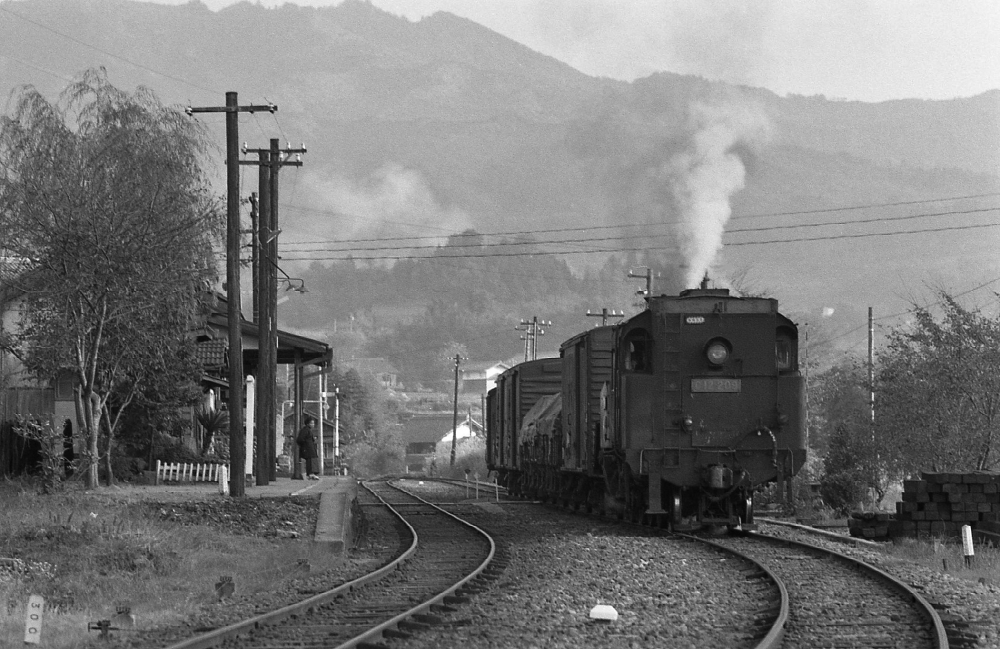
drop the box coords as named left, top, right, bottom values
left=887, top=471, right=1000, bottom=540
left=847, top=511, right=893, bottom=539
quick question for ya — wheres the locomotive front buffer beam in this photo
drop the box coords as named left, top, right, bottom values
left=642, top=449, right=757, bottom=531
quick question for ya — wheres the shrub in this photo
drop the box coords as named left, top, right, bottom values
left=348, top=440, right=405, bottom=478
left=101, top=454, right=147, bottom=483
left=155, top=441, right=220, bottom=465
left=430, top=436, right=488, bottom=480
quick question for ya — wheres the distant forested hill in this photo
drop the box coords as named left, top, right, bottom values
left=1, top=0, right=998, bottom=379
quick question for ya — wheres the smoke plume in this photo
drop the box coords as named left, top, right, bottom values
left=665, top=102, right=769, bottom=288
left=286, top=163, right=472, bottom=267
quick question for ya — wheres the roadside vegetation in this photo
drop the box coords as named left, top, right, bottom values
left=0, top=68, right=223, bottom=488
left=0, top=478, right=340, bottom=649
left=807, top=291, right=1000, bottom=517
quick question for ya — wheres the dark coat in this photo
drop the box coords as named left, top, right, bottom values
left=296, top=425, right=318, bottom=459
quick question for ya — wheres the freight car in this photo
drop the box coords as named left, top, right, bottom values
left=487, top=282, right=806, bottom=530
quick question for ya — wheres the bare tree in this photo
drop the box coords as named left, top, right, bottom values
left=0, top=69, right=222, bottom=488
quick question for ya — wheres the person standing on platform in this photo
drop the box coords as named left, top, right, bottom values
left=297, top=416, right=320, bottom=480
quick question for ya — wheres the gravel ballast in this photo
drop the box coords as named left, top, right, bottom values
left=100, top=480, right=1000, bottom=649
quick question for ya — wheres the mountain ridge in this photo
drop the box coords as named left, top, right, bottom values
left=1, top=0, right=998, bottom=362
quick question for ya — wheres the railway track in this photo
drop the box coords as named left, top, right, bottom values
left=406, top=478, right=949, bottom=648
left=705, top=531, right=948, bottom=649
left=161, top=479, right=495, bottom=649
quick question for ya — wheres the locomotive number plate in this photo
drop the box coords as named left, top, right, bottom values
left=691, top=377, right=741, bottom=393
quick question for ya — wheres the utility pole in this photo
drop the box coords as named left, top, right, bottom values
left=451, top=353, right=462, bottom=467
left=241, top=139, right=305, bottom=484
left=333, top=386, right=340, bottom=473
left=587, top=308, right=624, bottom=327
left=249, top=193, right=259, bottom=323
left=869, top=307, right=875, bottom=428
left=256, top=153, right=272, bottom=484
left=516, top=317, right=551, bottom=361
left=628, top=266, right=654, bottom=298
left=188, top=93, right=276, bottom=498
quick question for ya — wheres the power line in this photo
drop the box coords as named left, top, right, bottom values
left=0, top=4, right=219, bottom=96
left=0, top=53, right=76, bottom=86
left=725, top=220, right=1000, bottom=247
left=280, top=205, right=999, bottom=253
left=282, top=219, right=1000, bottom=261
left=280, top=192, right=1000, bottom=247
left=815, top=275, right=1000, bottom=348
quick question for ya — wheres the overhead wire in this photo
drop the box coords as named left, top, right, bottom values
left=280, top=205, right=1000, bottom=254
left=0, top=4, right=219, bottom=97
left=0, top=53, right=77, bottom=86
left=6, top=3, right=998, bottom=330
left=280, top=192, right=1000, bottom=247
left=812, top=275, right=1000, bottom=351
left=280, top=218, right=1000, bottom=261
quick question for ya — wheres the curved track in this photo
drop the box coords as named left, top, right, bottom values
left=385, top=478, right=947, bottom=648
left=430, top=477, right=942, bottom=648
left=161, top=479, right=495, bottom=649
left=412, top=477, right=789, bottom=649
left=706, top=531, right=948, bottom=649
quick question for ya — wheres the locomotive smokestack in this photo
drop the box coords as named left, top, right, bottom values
left=700, top=274, right=710, bottom=290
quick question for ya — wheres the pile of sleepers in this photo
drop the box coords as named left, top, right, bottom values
left=888, top=471, right=1000, bottom=542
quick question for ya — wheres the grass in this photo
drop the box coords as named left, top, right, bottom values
left=885, top=534, right=1000, bottom=586
left=0, top=478, right=344, bottom=648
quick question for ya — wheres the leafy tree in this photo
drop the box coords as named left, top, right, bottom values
left=876, top=293, right=1000, bottom=473
left=811, top=359, right=884, bottom=511
left=346, top=426, right=405, bottom=478
left=0, top=69, right=221, bottom=488
left=196, top=408, right=230, bottom=456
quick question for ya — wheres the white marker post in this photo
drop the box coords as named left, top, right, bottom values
left=962, top=524, right=975, bottom=567
left=24, top=595, right=43, bottom=644
left=218, top=464, right=230, bottom=496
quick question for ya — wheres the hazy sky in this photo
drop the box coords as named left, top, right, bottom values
left=155, top=0, right=1000, bottom=102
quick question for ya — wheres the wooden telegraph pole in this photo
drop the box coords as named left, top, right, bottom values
left=450, top=354, right=462, bottom=467
left=587, top=308, right=624, bottom=327
left=241, top=139, right=305, bottom=484
left=187, top=93, right=276, bottom=498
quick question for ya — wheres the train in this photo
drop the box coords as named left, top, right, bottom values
left=486, top=281, right=807, bottom=530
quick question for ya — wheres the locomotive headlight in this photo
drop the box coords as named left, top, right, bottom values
left=705, top=339, right=730, bottom=366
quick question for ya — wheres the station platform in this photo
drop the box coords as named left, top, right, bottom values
left=98, top=475, right=359, bottom=554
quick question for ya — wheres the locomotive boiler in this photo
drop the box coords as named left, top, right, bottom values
left=487, top=283, right=806, bottom=530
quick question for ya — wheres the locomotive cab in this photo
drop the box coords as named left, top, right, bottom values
left=608, top=287, right=806, bottom=530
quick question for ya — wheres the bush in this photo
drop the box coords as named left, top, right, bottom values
left=102, top=454, right=147, bottom=483
left=430, top=436, right=488, bottom=480
left=820, top=468, right=871, bottom=516
left=155, top=440, right=223, bottom=465
left=347, top=440, right=405, bottom=478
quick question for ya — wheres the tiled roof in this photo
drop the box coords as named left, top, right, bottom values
left=401, top=412, right=483, bottom=444
left=195, top=339, right=227, bottom=369
left=401, top=413, right=456, bottom=444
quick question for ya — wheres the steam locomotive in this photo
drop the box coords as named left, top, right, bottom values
left=486, top=283, right=806, bottom=530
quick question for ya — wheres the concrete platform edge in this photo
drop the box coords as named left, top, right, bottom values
left=314, top=478, right=358, bottom=555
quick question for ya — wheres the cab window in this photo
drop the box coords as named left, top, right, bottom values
left=623, top=329, right=652, bottom=372
left=776, top=326, right=797, bottom=371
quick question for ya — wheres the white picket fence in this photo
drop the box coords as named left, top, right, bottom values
left=154, top=460, right=228, bottom=485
